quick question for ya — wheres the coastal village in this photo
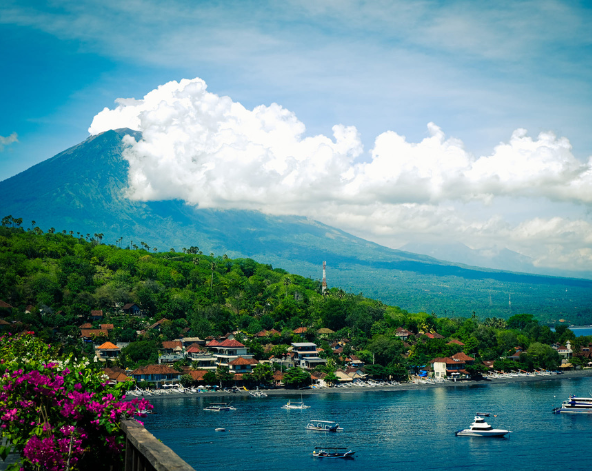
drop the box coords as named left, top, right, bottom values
left=55, top=306, right=592, bottom=390
left=1, top=226, right=591, bottom=394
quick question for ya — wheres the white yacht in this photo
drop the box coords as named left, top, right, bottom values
left=456, top=414, right=511, bottom=437
left=553, top=395, right=592, bottom=414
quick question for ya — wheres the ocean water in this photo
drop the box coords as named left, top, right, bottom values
left=141, top=377, right=592, bottom=471
left=570, top=327, right=592, bottom=337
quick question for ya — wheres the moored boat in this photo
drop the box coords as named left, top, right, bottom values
left=282, top=395, right=310, bottom=409
left=312, top=447, right=355, bottom=459
left=456, top=414, right=511, bottom=437
left=305, top=420, right=342, bottom=432
left=204, top=403, right=236, bottom=411
left=553, top=395, right=592, bottom=414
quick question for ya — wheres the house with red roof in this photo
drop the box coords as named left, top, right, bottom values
left=147, top=318, right=169, bottom=332
left=102, top=367, right=131, bottom=383
left=130, top=364, right=183, bottom=386
left=229, top=356, right=259, bottom=375
left=100, top=324, right=114, bottom=331
left=273, top=370, right=284, bottom=386
left=80, top=329, right=108, bottom=343
left=90, top=310, right=104, bottom=320
left=395, top=327, right=412, bottom=340
left=345, top=354, right=365, bottom=368
left=186, top=344, right=217, bottom=370
left=207, top=338, right=254, bottom=369
left=255, top=329, right=280, bottom=338
left=447, top=339, right=465, bottom=347
left=183, top=369, right=209, bottom=383
left=423, top=332, right=445, bottom=339
left=95, top=341, right=121, bottom=361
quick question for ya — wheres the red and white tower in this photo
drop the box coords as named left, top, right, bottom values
left=322, top=261, right=327, bottom=294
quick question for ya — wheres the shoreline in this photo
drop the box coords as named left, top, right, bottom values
left=129, top=369, right=592, bottom=400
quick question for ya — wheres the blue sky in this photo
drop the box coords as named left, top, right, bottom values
left=2, top=0, right=592, bottom=272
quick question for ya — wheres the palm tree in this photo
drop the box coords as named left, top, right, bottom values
left=210, top=262, right=217, bottom=293
left=284, top=278, right=292, bottom=299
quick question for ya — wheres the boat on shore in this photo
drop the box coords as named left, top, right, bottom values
left=249, top=388, right=268, bottom=398
left=204, top=403, right=236, bottom=411
left=312, top=447, right=355, bottom=459
left=553, top=395, right=592, bottom=414
left=305, top=420, right=342, bottom=432
left=455, top=414, right=511, bottom=437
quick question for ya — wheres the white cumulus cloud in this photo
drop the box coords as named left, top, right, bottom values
left=88, top=77, right=592, bottom=271
left=0, top=132, right=18, bottom=152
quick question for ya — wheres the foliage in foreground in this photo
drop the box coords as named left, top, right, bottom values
left=0, top=333, right=151, bottom=471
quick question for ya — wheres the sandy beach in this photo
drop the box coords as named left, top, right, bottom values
left=129, top=369, right=592, bottom=400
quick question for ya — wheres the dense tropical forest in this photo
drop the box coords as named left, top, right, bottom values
left=1, top=216, right=590, bottom=378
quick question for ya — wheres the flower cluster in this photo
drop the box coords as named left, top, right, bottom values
left=0, top=333, right=152, bottom=470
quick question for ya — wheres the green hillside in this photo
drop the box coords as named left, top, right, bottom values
left=1, top=226, right=589, bottom=375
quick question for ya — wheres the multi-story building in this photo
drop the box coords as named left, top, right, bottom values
left=207, top=339, right=254, bottom=369
left=291, top=342, right=326, bottom=369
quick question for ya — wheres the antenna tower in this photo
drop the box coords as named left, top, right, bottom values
left=322, top=261, right=327, bottom=294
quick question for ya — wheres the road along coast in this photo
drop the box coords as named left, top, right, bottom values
left=127, top=369, right=592, bottom=400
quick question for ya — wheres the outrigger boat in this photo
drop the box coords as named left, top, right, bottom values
left=282, top=395, right=310, bottom=409
left=305, top=420, right=342, bottom=432
left=312, top=447, right=355, bottom=459
left=553, top=395, right=592, bottom=414
left=204, top=403, right=236, bottom=411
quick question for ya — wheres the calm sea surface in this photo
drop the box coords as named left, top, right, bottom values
left=571, top=327, right=592, bottom=337
left=142, top=376, right=592, bottom=471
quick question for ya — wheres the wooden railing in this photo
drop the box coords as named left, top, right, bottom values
left=121, top=420, right=195, bottom=471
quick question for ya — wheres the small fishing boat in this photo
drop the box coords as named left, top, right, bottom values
left=204, top=403, right=236, bottom=411
left=305, top=420, right=342, bottom=432
left=312, top=447, right=355, bottom=459
left=282, top=394, right=310, bottom=409
left=282, top=400, right=310, bottom=410
left=553, top=395, right=592, bottom=414
left=215, top=428, right=226, bottom=432
left=456, top=414, right=511, bottom=437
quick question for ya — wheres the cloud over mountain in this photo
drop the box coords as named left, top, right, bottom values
left=88, top=77, right=592, bottom=271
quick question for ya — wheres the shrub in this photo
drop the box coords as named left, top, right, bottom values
left=0, top=333, right=152, bottom=470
